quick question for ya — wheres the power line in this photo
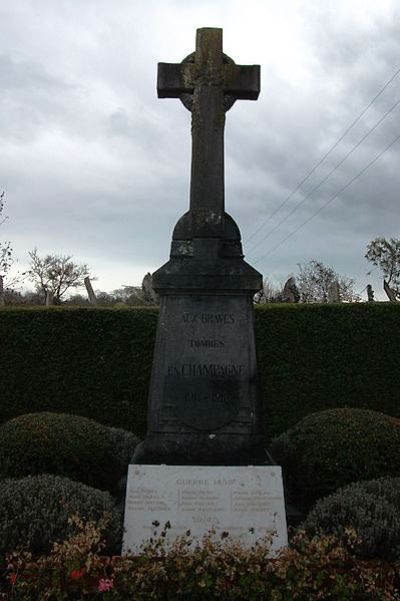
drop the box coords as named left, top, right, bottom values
left=253, top=131, right=400, bottom=265
left=247, top=95, right=400, bottom=257
left=244, top=64, right=400, bottom=246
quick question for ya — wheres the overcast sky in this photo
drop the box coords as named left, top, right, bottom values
left=1, top=0, right=399, bottom=299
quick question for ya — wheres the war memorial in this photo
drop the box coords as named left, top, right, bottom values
left=123, top=28, right=287, bottom=553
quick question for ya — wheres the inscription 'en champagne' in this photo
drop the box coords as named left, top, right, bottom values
left=167, top=363, right=244, bottom=377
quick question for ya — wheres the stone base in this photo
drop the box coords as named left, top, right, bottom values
left=122, top=465, right=288, bottom=554
left=133, top=434, right=267, bottom=466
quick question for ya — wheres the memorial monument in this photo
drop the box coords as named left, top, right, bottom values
left=133, top=27, right=264, bottom=466
left=125, top=27, right=287, bottom=552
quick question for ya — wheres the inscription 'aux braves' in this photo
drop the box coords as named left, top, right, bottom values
left=182, top=313, right=236, bottom=324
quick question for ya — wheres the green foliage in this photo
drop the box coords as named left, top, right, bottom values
left=256, top=302, right=400, bottom=440
left=105, top=424, right=141, bottom=471
left=365, top=237, right=400, bottom=299
left=0, top=412, right=139, bottom=493
left=302, top=477, right=400, bottom=560
left=0, top=304, right=400, bottom=441
left=3, top=523, right=399, bottom=600
left=0, top=306, right=158, bottom=437
left=270, top=408, right=400, bottom=507
left=0, top=475, right=122, bottom=556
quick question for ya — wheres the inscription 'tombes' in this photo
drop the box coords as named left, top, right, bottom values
left=189, top=339, right=225, bottom=348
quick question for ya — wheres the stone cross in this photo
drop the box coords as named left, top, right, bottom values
left=157, top=28, right=260, bottom=213
left=134, top=28, right=263, bottom=466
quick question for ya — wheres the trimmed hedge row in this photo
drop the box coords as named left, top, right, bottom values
left=1, top=303, right=399, bottom=440
left=0, top=306, right=158, bottom=439
left=256, top=302, right=400, bottom=441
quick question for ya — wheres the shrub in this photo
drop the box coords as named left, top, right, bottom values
left=302, top=477, right=400, bottom=560
left=0, top=412, right=139, bottom=492
left=0, top=307, right=158, bottom=437
left=106, top=425, right=140, bottom=470
left=4, top=523, right=400, bottom=600
left=0, top=474, right=122, bottom=556
left=270, top=408, right=400, bottom=507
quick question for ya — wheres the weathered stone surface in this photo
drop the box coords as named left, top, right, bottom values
left=134, top=28, right=264, bottom=465
left=158, top=28, right=259, bottom=216
left=134, top=292, right=264, bottom=465
left=123, top=465, right=288, bottom=553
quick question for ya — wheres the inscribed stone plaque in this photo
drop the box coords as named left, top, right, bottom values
left=123, top=465, right=288, bottom=554
left=160, top=295, right=249, bottom=431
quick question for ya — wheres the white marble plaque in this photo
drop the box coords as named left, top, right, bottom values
left=123, top=465, right=288, bottom=554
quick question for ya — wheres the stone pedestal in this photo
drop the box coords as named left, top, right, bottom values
left=133, top=229, right=265, bottom=466
left=123, top=465, right=288, bottom=554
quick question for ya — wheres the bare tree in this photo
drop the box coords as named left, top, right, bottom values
left=26, top=249, right=92, bottom=305
left=0, top=192, right=14, bottom=305
left=296, top=260, right=359, bottom=303
left=0, top=192, right=12, bottom=278
left=365, top=237, right=400, bottom=301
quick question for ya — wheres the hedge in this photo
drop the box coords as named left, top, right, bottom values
left=0, top=474, right=122, bottom=556
left=0, top=412, right=139, bottom=493
left=302, top=477, right=400, bottom=560
left=1, top=303, right=399, bottom=440
left=270, top=408, right=400, bottom=507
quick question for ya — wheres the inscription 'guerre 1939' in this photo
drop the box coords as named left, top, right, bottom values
left=133, top=28, right=265, bottom=466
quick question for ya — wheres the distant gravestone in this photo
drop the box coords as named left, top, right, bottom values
left=141, top=272, right=159, bottom=305
left=282, top=277, right=299, bottom=303
left=125, top=27, right=287, bottom=553
left=45, top=290, right=54, bottom=306
left=327, top=280, right=340, bottom=303
left=84, top=276, right=97, bottom=305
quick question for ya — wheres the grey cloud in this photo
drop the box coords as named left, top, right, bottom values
left=1, top=0, right=399, bottom=298
left=0, top=55, right=76, bottom=142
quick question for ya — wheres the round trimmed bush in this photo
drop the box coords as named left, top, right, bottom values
left=0, top=474, right=122, bottom=555
left=0, top=412, right=139, bottom=492
left=302, top=477, right=400, bottom=559
left=106, top=425, right=140, bottom=470
left=269, top=408, right=400, bottom=507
